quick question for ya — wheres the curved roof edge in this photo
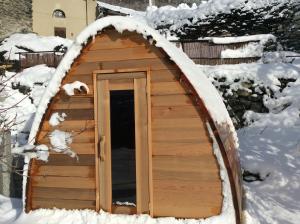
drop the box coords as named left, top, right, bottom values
left=29, top=16, right=238, bottom=146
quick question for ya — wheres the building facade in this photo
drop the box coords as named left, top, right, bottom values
left=32, top=0, right=97, bottom=39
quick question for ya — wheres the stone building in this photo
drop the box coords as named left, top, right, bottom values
left=0, top=0, right=32, bottom=40
left=0, top=0, right=97, bottom=40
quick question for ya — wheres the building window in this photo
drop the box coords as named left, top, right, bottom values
left=53, top=9, right=66, bottom=18
left=54, top=27, right=66, bottom=38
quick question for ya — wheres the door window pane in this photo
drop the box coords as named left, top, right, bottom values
left=110, top=90, right=136, bottom=205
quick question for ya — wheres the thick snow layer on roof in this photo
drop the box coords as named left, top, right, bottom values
left=98, top=1, right=145, bottom=16
left=29, top=16, right=237, bottom=146
left=0, top=33, right=73, bottom=60
left=207, top=34, right=276, bottom=44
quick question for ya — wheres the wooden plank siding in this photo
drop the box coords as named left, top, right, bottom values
left=26, top=29, right=224, bottom=219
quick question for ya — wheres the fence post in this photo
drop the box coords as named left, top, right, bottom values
left=0, top=130, right=12, bottom=197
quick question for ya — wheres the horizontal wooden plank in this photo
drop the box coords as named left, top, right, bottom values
left=45, top=109, right=94, bottom=121
left=152, top=105, right=201, bottom=119
left=38, top=130, right=95, bottom=144
left=69, top=62, right=101, bottom=75
left=81, top=46, right=165, bottom=63
left=152, top=118, right=205, bottom=129
left=35, top=154, right=95, bottom=166
left=31, top=176, right=95, bottom=189
left=153, top=168, right=220, bottom=181
left=100, top=58, right=177, bottom=71
left=151, top=81, right=187, bottom=95
left=36, top=165, right=95, bottom=177
left=87, top=32, right=146, bottom=51
left=153, top=155, right=220, bottom=175
left=153, top=179, right=222, bottom=192
left=63, top=74, right=93, bottom=85
left=109, top=79, right=134, bottom=90
left=151, top=94, right=193, bottom=107
left=32, top=197, right=96, bottom=210
left=111, top=205, right=137, bottom=215
left=32, top=187, right=95, bottom=201
left=152, top=142, right=213, bottom=156
left=152, top=128, right=210, bottom=142
left=97, top=72, right=145, bottom=80
left=150, top=69, right=181, bottom=83
left=42, top=120, right=95, bottom=132
left=52, top=97, right=94, bottom=110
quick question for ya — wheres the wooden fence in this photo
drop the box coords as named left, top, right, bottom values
left=18, top=51, right=64, bottom=70
left=174, top=40, right=260, bottom=65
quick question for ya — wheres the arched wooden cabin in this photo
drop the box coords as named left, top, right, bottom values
left=25, top=17, right=242, bottom=223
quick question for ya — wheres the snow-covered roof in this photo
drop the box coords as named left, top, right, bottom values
left=97, top=1, right=145, bottom=17
left=29, top=16, right=237, bottom=146
left=202, top=34, right=276, bottom=44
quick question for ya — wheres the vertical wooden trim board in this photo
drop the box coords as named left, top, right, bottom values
left=146, top=68, right=154, bottom=216
left=134, top=77, right=150, bottom=214
left=93, top=72, right=100, bottom=211
left=97, top=79, right=112, bottom=212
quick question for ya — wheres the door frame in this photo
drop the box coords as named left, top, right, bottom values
left=93, top=68, right=153, bottom=215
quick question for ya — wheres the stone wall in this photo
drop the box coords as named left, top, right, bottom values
left=0, top=0, right=32, bottom=41
left=212, top=77, right=296, bottom=129
left=99, top=0, right=203, bottom=10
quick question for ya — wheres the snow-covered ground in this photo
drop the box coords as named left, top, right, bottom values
left=202, top=60, right=300, bottom=224
left=1, top=56, right=300, bottom=224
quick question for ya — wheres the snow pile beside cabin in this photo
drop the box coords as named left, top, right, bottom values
left=216, top=35, right=276, bottom=58
left=202, top=59, right=300, bottom=224
left=0, top=65, right=54, bottom=147
left=97, top=1, right=146, bottom=18
left=0, top=33, right=73, bottom=60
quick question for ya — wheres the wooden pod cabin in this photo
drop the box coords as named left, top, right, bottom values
left=25, top=17, right=243, bottom=223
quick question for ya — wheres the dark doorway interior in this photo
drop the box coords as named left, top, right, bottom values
left=110, top=90, right=136, bottom=205
left=54, top=27, right=66, bottom=38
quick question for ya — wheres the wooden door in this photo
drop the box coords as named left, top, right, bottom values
left=94, top=70, right=150, bottom=214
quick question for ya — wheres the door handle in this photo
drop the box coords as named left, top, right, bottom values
left=98, top=135, right=106, bottom=161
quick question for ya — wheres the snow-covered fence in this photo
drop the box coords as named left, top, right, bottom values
left=173, top=40, right=260, bottom=65
left=18, top=51, right=64, bottom=70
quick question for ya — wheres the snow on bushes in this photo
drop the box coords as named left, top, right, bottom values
left=0, top=33, right=73, bottom=61
left=0, top=65, right=55, bottom=148
left=12, top=65, right=56, bottom=106
left=12, top=144, right=49, bottom=162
